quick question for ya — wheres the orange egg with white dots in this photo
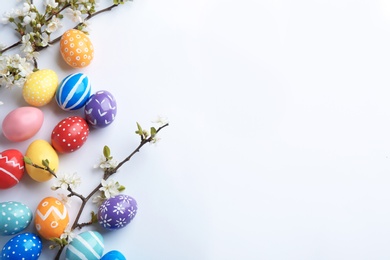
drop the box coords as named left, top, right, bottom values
left=60, top=29, right=94, bottom=68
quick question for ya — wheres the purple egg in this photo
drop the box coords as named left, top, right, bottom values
left=84, top=90, right=117, bottom=128
left=98, top=195, right=137, bottom=230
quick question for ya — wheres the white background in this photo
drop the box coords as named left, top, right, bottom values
left=1, top=0, right=390, bottom=259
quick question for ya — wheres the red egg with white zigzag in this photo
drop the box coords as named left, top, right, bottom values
left=0, top=149, right=25, bottom=189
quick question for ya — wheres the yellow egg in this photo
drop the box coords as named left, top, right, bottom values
left=23, top=69, right=58, bottom=107
left=25, top=140, right=59, bottom=182
left=60, top=29, right=94, bottom=68
left=35, top=197, right=69, bottom=240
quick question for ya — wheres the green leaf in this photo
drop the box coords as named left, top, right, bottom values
left=23, top=156, right=33, bottom=165
left=150, top=127, right=157, bottom=137
left=135, top=122, right=143, bottom=135
left=90, top=211, right=98, bottom=223
left=42, top=159, right=50, bottom=168
left=103, top=145, right=111, bottom=159
left=118, top=185, right=126, bottom=192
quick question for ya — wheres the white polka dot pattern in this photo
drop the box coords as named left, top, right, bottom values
left=0, top=201, right=32, bottom=235
left=23, top=69, right=58, bottom=107
left=60, top=29, right=94, bottom=68
left=1, top=232, right=42, bottom=260
left=51, top=116, right=90, bottom=153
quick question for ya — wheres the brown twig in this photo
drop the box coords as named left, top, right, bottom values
left=3, top=4, right=120, bottom=53
left=32, top=123, right=169, bottom=260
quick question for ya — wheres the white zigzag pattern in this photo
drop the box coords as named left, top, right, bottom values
left=0, top=167, right=19, bottom=183
left=0, top=154, right=24, bottom=170
left=36, top=205, right=68, bottom=221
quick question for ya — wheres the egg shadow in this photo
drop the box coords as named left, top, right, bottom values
left=55, top=49, right=77, bottom=75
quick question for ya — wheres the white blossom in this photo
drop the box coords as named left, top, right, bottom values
left=21, top=11, right=37, bottom=26
left=0, top=54, right=33, bottom=88
left=45, top=0, right=59, bottom=8
left=52, top=172, right=81, bottom=190
left=57, top=193, right=72, bottom=207
left=60, top=226, right=76, bottom=242
left=99, top=179, right=120, bottom=199
left=152, top=115, right=169, bottom=127
left=65, top=8, right=83, bottom=23
left=18, top=57, right=35, bottom=75
left=94, top=156, right=118, bottom=170
left=22, top=3, right=31, bottom=15
left=40, top=33, right=50, bottom=47
left=1, top=11, right=13, bottom=24
left=46, top=15, right=61, bottom=33
left=21, top=34, right=34, bottom=54
left=151, top=136, right=161, bottom=144
left=92, top=193, right=105, bottom=205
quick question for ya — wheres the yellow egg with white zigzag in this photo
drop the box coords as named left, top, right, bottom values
left=35, top=197, right=69, bottom=240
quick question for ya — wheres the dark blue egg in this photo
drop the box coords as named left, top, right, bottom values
left=1, top=232, right=42, bottom=259
left=56, top=72, right=91, bottom=111
left=101, top=250, right=126, bottom=260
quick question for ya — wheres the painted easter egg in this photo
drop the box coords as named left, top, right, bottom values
left=51, top=116, right=89, bottom=153
left=55, top=72, right=91, bottom=111
left=23, top=69, right=58, bottom=106
left=66, top=231, right=104, bottom=260
left=0, top=201, right=32, bottom=236
left=34, top=197, right=69, bottom=240
left=0, top=149, right=25, bottom=189
left=98, top=195, right=138, bottom=230
left=101, top=250, right=126, bottom=260
left=25, top=140, right=59, bottom=182
left=84, top=90, right=117, bottom=128
left=60, top=29, right=94, bottom=68
left=2, top=107, right=44, bottom=142
left=1, top=232, right=42, bottom=260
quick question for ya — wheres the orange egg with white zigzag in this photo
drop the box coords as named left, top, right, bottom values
left=35, top=197, right=69, bottom=240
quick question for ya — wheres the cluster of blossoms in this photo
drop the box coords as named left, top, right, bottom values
left=0, top=54, right=34, bottom=89
left=0, top=0, right=113, bottom=92
left=1, top=1, right=166, bottom=258
left=0, top=0, right=132, bottom=106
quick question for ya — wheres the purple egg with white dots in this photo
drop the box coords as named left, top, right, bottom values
left=84, top=90, right=117, bottom=128
left=1, top=232, right=42, bottom=259
left=97, top=195, right=137, bottom=230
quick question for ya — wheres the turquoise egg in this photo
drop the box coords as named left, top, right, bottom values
left=55, top=72, right=91, bottom=111
left=101, top=250, right=126, bottom=260
left=0, top=201, right=32, bottom=236
left=1, top=232, right=42, bottom=259
left=66, top=231, right=104, bottom=260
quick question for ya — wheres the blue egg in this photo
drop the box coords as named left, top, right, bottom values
left=55, top=72, right=91, bottom=111
left=101, top=250, right=126, bottom=260
left=0, top=201, right=32, bottom=236
left=66, top=231, right=104, bottom=260
left=1, top=232, right=42, bottom=260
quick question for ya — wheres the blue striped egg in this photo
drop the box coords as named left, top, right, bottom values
left=55, top=73, right=91, bottom=111
left=0, top=201, right=32, bottom=236
left=1, top=232, right=42, bottom=259
left=66, top=231, right=104, bottom=260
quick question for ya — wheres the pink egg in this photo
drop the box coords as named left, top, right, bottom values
left=2, top=107, right=44, bottom=142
